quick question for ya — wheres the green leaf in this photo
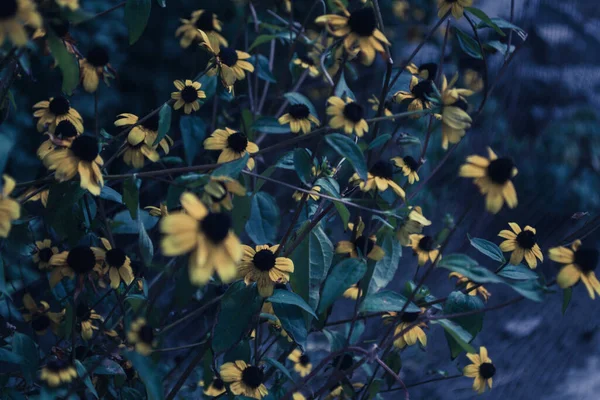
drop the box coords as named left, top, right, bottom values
left=223, top=341, right=251, bottom=363
left=155, top=0, right=166, bottom=7
left=479, top=18, right=527, bottom=40
left=0, top=256, right=6, bottom=297
left=211, top=153, right=249, bottom=178
left=125, top=294, right=147, bottom=312
left=0, top=348, right=22, bottom=364
left=231, top=195, right=252, bottom=236
left=252, top=117, right=290, bottom=134
left=75, top=360, right=99, bottom=399
left=325, top=133, right=367, bottom=181
left=250, top=54, right=277, bottom=83
left=126, top=351, right=164, bottom=400
left=284, top=92, right=318, bottom=117
left=137, top=208, right=154, bottom=265
left=99, top=185, right=123, bottom=204
left=442, top=291, right=484, bottom=359
left=12, top=333, right=38, bottom=384
left=264, top=357, right=295, bottom=382
left=562, top=287, right=572, bottom=315
left=507, top=279, right=545, bottom=302
left=454, top=27, right=483, bottom=59
left=438, top=254, right=503, bottom=284
left=432, top=319, right=475, bottom=354
left=249, top=34, right=278, bottom=51
left=366, top=234, right=402, bottom=295
left=465, top=7, right=505, bottom=36
left=268, top=289, right=317, bottom=319
left=125, top=0, right=151, bottom=45
left=468, top=235, right=505, bottom=263
left=272, top=302, right=307, bottom=348
left=245, top=192, right=280, bottom=244
left=46, top=35, right=79, bottom=95
left=180, top=116, right=207, bottom=165
left=334, top=71, right=355, bottom=100
left=498, top=264, right=538, bottom=280
left=315, top=177, right=350, bottom=226
left=359, top=290, right=421, bottom=313
left=293, top=149, right=313, bottom=186
left=322, top=328, right=346, bottom=352
left=213, top=282, right=262, bottom=353
left=382, top=352, right=402, bottom=389
left=83, top=356, right=125, bottom=375
left=367, top=134, right=392, bottom=150
left=123, top=177, right=140, bottom=219
left=318, top=259, right=366, bottom=315
left=153, top=104, right=172, bottom=145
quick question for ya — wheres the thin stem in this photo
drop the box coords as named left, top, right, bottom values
left=153, top=338, right=209, bottom=353
left=160, top=295, right=224, bottom=334
left=165, top=343, right=210, bottom=400
left=382, top=374, right=462, bottom=392
left=76, top=2, right=126, bottom=25
left=464, top=14, right=489, bottom=115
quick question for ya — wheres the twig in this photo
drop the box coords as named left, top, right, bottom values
left=76, top=2, right=126, bottom=25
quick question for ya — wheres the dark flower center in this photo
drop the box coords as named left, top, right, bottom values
left=342, top=102, right=364, bottom=123
left=54, top=120, right=78, bottom=138
left=347, top=7, right=377, bottom=37
left=38, top=247, right=54, bottom=262
left=139, top=324, right=154, bottom=344
left=32, top=314, right=51, bottom=332
left=574, top=248, right=599, bottom=273
left=412, top=80, right=434, bottom=101
left=46, top=359, right=70, bottom=372
left=299, top=354, right=310, bottom=366
left=105, top=248, right=127, bottom=267
left=419, top=63, right=438, bottom=80
left=516, top=230, right=536, bottom=250
left=141, top=112, right=160, bottom=132
left=76, top=302, right=92, bottom=321
left=288, top=104, right=310, bottom=119
left=226, top=131, right=249, bottom=153
left=453, top=98, right=469, bottom=112
left=403, top=156, right=420, bottom=171
left=219, top=46, right=239, bottom=67
left=401, top=311, right=420, bottom=323
left=200, top=213, right=231, bottom=243
left=49, top=20, right=70, bottom=38
left=0, top=0, right=18, bottom=19
left=241, top=366, right=264, bottom=388
left=354, top=235, right=375, bottom=256
left=487, top=157, right=514, bottom=185
left=418, top=236, right=434, bottom=251
left=86, top=46, right=109, bottom=67
left=370, top=160, right=394, bottom=180
left=333, top=354, right=354, bottom=371
left=66, top=246, right=97, bottom=274
left=181, top=86, right=199, bottom=103
left=48, top=96, right=71, bottom=116
left=275, top=282, right=288, bottom=290
left=299, top=54, right=315, bottom=65
left=212, top=378, right=225, bottom=390
left=70, top=136, right=100, bottom=162
left=253, top=249, right=276, bottom=272
left=194, top=11, right=215, bottom=31
left=479, top=362, right=496, bottom=379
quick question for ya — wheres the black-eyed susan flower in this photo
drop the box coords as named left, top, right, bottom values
left=220, top=361, right=268, bottom=399
left=203, top=127, right=258, bottom=170
left=37, top=120, right=80, bottom=161
left=549, top=240, right=600, bottom=299
left=95, top=238, right=135, bottom=289
left=22, top=293, right=64, bottom=335
left=43, top=135, right=105, bottom=196
left=56, top=0, right=79, bottom=10
left=0, top=175, right=20, bottom=238
left=288, top=349, right=312, bottom=377
left=349, top=160, right=405, bottom=199
left=391, top=155, right=420, bottom=184
left=325, top=383, right=365, bottom=400
left=278, top=104, right=320, bottom=134
left=79, top=46, right=113, bottom=93
left=199, top=30, right=254, bottom=89
left=127, top=317, right=157, bottom=355
left=392, top=0, right=409, bottom=20
left=292, top=186, right=321, bottom=202
left=336, top=217, right=385, bottom=261
left=406, top=62, right=438, bottom=80
left=293, top=54, right=319, bottom=77
left=171, top=79, right=206, bottom=114
left=145, top=203, right=169, bottom=217
left=115, top=112, right=173, bottom=168
left=20, top=186, right=49, bottom=207
left=384, top=310, right=427, bottom=349
left=0, top=0, right=41, bottom=47
left=449, top=272, right=491, bottom=301
left=315, top=3, right=390, bottom=66
left=396, top=206, right=431, bottom=246
left=326, top=96, right=368, bottom=137
left=76, top=301, right=102, bottom=340
left=203, top=377, right=227, bottom=397
left=393, top=76, right=435, bottom=117
left=160, top=192, right=242, bottom=285
left=239, top=244, right=294, bottom=297
left=48, top=246, right=103, bottom=288
left=343, top=283, right=362, bottom=299
left=463, top=68, right=484, bottom=92
left=438, top=0, right=473, bottom=19
left=293, top=393, right=306, bottom=400
left=175, top=9, right=226, bottom=49
left=33, top=96, right=84, bottom=133
left=498, top=223, right=543, bottom=268
left=40, top=359, right=77, bottom=387
left=463, top=346, right=495, bottom=394
left=32, top=239, right=59, bottom=270
left=409, top=234, right=441, bottom=266
left=201, top=176, right=247, bottom=212
left=367, top=94, right=393, bottom=118
left=440, top=74, right=474, bottom=149
left=459, top=147, right=518, bottom=214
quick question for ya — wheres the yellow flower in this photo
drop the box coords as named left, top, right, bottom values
left=549, top=240, right=600, bottom=299
left=0, top=0, right=41, bottom=47
left=48, top=246, right=104, bottom=288
left=392, top=0, right=410, bottom=20
left=384, top=310, right=427, bottom=349
left=438, top=0, right=473, bottom=20
left=32, top=239, right=59, bottom=270
left=145, top=203, right=169, bottom=217
left=203, top=127, right=259, bottom=170
left=459, top=147, right=518, bottom=214
left=292, top=186, right=321, bottom=202
left=43, top=135, right=105, bottom=196
left=115, top=112, right=172, bottom=168
left=440, top=74, right=474, bottom=149
left=20, top=186, right=49, bottom=207
left=343, top=283, right=362, bottom=300
left=325, top=383, right=364, bottom=400
left=293, top=54, right=320, bottom=77
left=463, top=346, right=495, bottom=394
left=37, top=120, right=82, bottom=161
left=409, top=234, right=441, bottom=266
left=0, top=175, right=20, bottom=238
left=203, top=377, right=227, bottom=397
left=175, top=9, right=226, bottom=49
left=32, top=96, right=84, bottom=133
left=202, top=175, right=247, bottom=212
left=336, top=217, right=385, bottom=261
left=79, top=46, right=112, bottom=93
left=498, top=223, right=543, bottom=268
left=449, top=272, right=491, bottom=301
left=326, top=96, right=368, bottom=137
left=463, top=68, right=484, bottom=92
left=315, top=2, right=390, bottom=65
left=278, top=104, right=320, bottom=134
left=76, top=301, right=103, bottom=340
left=406, top=62, right=438, bottom=80
left=367, top=94, right=393, bottom=118
left=21, top=293, right=65, bottom=335
left=56, top=0, right=79, bottom=10
left=199, top=30, right=254, bottom=89
left=393, top=75, right=434, bottom=118
left=293, top=393, right=306, bottom=400
left=127, top=317, right=157, bottom=355
left=391, top=155, right=420, bottom=184
left=94, top=237, right=135, bottom=289
left=239, top=244, right=294, bottom=297
left=171, top=79, right=206, bottom=114
left=220, top=360, right=269, bottom=399
left=40, top=359, right=77, bottom=387
left=288, top=349, right=312, bottom=377
left=396, top=206, right=431, bottom=246
left=160, top=193, right=242, bottom=285
left=349, top=160, right=405, bottom=199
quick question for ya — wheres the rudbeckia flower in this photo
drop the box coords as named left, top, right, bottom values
left=32, top=239, right=59, bottom=270
left=392, top=0, right=409, bottom=20
left=220, top=361, right=269, bottom=400
left=459, top=147, right=518, bottom=214
left=145, top=203, right=169, bottom=217
left=32, top=95, right=84, bottom=133
left=293, top=393, right=306, bottom=400
left=171, top=79, right=206, bottom=114
left=292, top=186, right=321, bottom=201
left=396, top=206, right=431, bottom=246
left=315, top=2, right=390, bottom=65
left=115, top=112, right=172, bottom=165
left=449, top=272, right=491, bottom=301
left=463, top=346, right=495, bottom=394
left=463, top=68, right=484, bottom=92
left=21, top=293, right=65, bottom=335
left=37, top=120, right=81, bottom=161
left=56, top=0, right=79, bottom=10
left=326, top=96, right=368, bottom=137
left=20, top=186, right=49, bottom=207
left=199, top=30, right=254, bottom=89
left=43, top=135, right=105, bottom=196
left=202, top=176, right=247, bottom=212
left=76, top=301, right=102, bottom=340
left=239, top=244, right=294, bottom=297
left=203, top=127, right=259, bottom=170
left=278, top=103, right=320, bottom=134
left=391, top=155, right=420, bottom=184
left=498, top=223, right=543, bottom=268
left=409, top=234, right=441, bottom=266
left=367, top=94, right=393, bottom=118
left=343, top=283, right=362, bottom=299
left=438, top=0, right=473, bottom=19
left=393, top=76, right=435, bottom=117
left=0, top=0, right=41, bottom=47
left=203, top=377, right=227, bottom=397
left=48, top=246, right=104, bottom=288
left=0, top=175, right=20, bottom=238
left=440, top=74, right=474, bottom=149
left=40, top=359, right=77, bottom=387
left=349, top=160, right=405, bottom=199
left=384, top=310, right=427, bottom=349
left=160, top=193, right=242, bottom=285
left=292, top=54, right=320, bottom=77
left=175, top=9, right=226, bottom=49
left=336, top=217, right=385, bottom=261
left=325, top=383, right=364, bottom=400
left=406, top=62, right=438, bottom=80
left=95, top=238, right=135, bottom=289
left=288, top=349, right=313, bottom=377
left=549, top=240, right=600, bottom=299
left=127, top=317, right=157, bottom=355
left=79, top=46, right=112, bottom=93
